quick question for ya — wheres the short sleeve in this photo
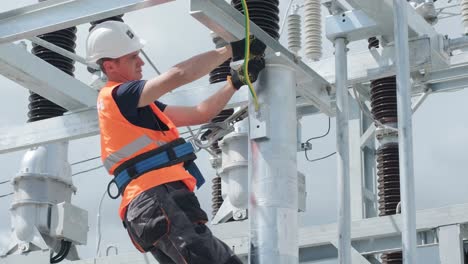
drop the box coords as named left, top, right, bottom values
left=154, top=100, right=167, bottom=112
left=113, top=80, right=147, bottom=117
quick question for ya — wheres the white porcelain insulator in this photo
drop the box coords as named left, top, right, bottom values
left=287, top=13, right=302, bottom=55
left=304, top=0, right=322, bottom=61
left=462, top=0, right=468, bottom=35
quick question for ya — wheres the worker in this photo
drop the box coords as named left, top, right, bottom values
left=86, top=21, right=265, bottom=264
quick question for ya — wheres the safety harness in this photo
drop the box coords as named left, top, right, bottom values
left=107, top=138, right=205, bottom=199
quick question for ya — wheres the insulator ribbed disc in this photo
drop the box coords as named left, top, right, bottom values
left=461, top=0, right=468, bottom=34
left=209, top=36, right=231, bottom=84
left=32, top=27, right=77, bottom=76
left=212, top=176, right=223, bottom=217
left=287, top=13, right=301, bottom=54
left=27, top=92, right=66, bottom=122
left=376, top=143, right=400, bottom=217
left=381, top=251, right=402, bottom=264
left=231, top=0, right=280, bottom=40
left=209, top=60, right=231, bottom=84
left=304, top=0, right=322, bottom=60
left=29, top=27, right=76, bottom=122
left=201, top=108, right=235, bottom=154
left=368, top=37, right=380, bottom=49
left=370, top=76, right=398, bottom=124
left=211, top=108, right=234, bottom=123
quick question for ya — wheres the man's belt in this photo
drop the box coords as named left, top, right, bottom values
left=107, top=138, right=205, bottom=199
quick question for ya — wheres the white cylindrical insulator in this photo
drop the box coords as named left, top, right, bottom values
left=304, top=0, right=322, bottom=61
left=462, top=0, right=468, bottom=35
left=218, top=117, right=248, bottom=209
left=10, top=142, right=75, bottom=245
left=219, top=131, right=248, bottom=209
left=287, top=13, right=302, bottom=55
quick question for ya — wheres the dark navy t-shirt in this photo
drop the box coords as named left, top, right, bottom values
left=112, top=80, right=169, bottom=131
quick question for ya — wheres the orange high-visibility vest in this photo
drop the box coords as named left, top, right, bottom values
left=97, top=81, right=196, bottom=219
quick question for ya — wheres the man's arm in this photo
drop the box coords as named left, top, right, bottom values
left=138, top=46, right=232, bottom=107
left=163, top=55, right=266, bottom=127
left=163, top=82, right=236, bottom=127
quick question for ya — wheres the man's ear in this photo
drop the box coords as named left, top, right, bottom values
left=102, top=60, right=114, bottom=73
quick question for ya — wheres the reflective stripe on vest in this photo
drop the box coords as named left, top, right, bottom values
left=103, top=135, right=167, bottom=172
left=103, top=135, right=152, bottom=171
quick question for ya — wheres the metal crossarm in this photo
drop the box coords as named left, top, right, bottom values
left=0, top=43, right=97, bottom=110
left=0, top=0, right=174, bottom=44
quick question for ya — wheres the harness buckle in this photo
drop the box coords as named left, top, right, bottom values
left=107, top=179, right=121, bottom=199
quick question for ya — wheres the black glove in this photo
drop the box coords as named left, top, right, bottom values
left=230, top=36, right=267, bottom=61
left=229, top=56, right=266, bottom=90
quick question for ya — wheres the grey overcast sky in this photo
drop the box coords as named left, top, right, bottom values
left=1, top=1, right=468, bottom=263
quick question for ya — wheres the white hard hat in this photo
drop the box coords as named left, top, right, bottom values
left=86, top=21, right=146, bottom=63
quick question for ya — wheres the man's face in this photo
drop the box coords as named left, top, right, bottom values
left=104, top=51, right=145, bottom=81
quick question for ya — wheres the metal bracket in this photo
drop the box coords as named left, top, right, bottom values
left=249, top=104, right=269, bottom=140
left=326, top=9, right=379, bottom=42
left=298, top=142, right=312, bottom=152
left=322, top=0, right=348, bottom=15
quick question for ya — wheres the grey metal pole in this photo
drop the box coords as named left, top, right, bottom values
left=334, top=37, right=351, bottom=264
left=393, top=0, right=418, bottom=263
left=248, top=63, right=298, bottom=264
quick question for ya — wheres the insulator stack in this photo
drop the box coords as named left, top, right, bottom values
left=209, top=61, right=231, bottom=84
left=370, top=76, right=398, bottom=125
left=211, top=176, right=223, bottom=217
left=287, top=12, right=302, bottom=55
left=29, top=27, right=77, bottom=122
left=231, top=0, right=281, bottom=40
left=203, top=108, right=234, bottom=216
left=201, top=108, right=235, bottom=155
left=462, top=0, right=468, bottom=35
left=304, top=0, right=322, bottom=61
left=211, top=109, right=234, bottom=122
left=368, top=37, right=380, bottom=50
left=371, top=76, right=401, bottom=263
left=377, top=143, right=400, bottom=216
left=381, top=252, right=403, bottom=264
left=209, top=35, right=231, bottom=84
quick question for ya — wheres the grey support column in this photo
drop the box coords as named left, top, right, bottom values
left=334, top=37, right=351, bottom=264
left=248, top=63, right=298, bottom=264
left=393, top=0, right=418, bottom=263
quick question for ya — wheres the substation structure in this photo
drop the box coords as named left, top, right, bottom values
left=0, top=0, right=468, bottom=263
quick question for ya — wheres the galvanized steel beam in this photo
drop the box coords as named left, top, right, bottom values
left=0, top=108, right=98, bottom=154
left=0, top=80, right=320, bottom=154
left=0, top=43, right=97, bottom=110
left=211, top=203, right=468, bottom=257
left=0, top=0, right=174, bottom=44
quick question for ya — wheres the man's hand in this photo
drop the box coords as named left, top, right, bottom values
left=230, top=36, right=266, bottom=61
left=229, top=56, right=266, bottom=90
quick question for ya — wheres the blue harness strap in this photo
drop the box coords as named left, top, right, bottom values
left=185, top=160, right=205, bottom=188
left=108, top=140, right=205, bottom=199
